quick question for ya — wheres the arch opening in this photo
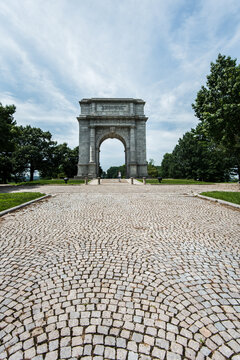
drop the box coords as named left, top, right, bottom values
left=97, top=137, right=127, bottom=178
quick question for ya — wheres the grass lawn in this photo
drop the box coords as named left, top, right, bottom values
left=0, top=192, right=46, bottom=212
left=9, top=179, right=85, bottom=186
left=140, top=178, right=215, bottom=185
left=200, top=191, right=240, bottom=205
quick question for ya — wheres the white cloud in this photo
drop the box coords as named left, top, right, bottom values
left=1, top=0, right=240, bottom=169
left=146, top=128, right=185, bottom=164
left=0, top=92, right=79, bottom=147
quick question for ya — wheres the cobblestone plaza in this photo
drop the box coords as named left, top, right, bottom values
left=0, top=183, right=239, bottom=359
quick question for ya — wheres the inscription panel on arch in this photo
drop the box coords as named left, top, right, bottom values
left=96, top=103, right=130, bottom=115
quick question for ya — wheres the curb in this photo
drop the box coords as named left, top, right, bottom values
left=0, top=194, right=51, bottom=217
left=195, top=194, right=240, bottom=209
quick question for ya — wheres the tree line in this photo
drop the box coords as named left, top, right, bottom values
left=103, top=55, right=240, bottom=182
left=160, top=54, right=240, bottom=182
left=0, top=104, right=78, bottom=183
left=160, top=128, right=234, bottom=181
left=1, top=54, right=239, bottom=183
left=102, top=161, right=159, bottom=179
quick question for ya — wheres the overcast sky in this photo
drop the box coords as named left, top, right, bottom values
left=1, top=0, right=240, bottom=170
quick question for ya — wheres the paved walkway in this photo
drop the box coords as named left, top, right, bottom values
left=0, top=184, right=239, bottom=359
left=88, top=179, right=143, bottom=185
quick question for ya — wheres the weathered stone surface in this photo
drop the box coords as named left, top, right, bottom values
left=0, top=182, right=239, bottom=359
left=76, top=98, right=148, bottom=178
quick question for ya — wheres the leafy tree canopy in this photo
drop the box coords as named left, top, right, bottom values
left=15, top=125, right=56, bottom=181
left=0, top=103, right=17, bottom=152
left=0, top=103, right=18, bottom=182
left=106, top=164, right=126, bottom=178
left=192, top=54, right=240, bottom=177
left=39, top=143, right=78, bottom=179
left=160, top=128, right=233, bottom=182
left=147, top=159, right=158, bottom=178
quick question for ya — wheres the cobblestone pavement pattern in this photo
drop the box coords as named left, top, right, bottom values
left=0, top=183, right=240, bottom=360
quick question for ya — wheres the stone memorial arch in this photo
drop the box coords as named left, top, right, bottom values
left=75, top=98, right=148, bottom=178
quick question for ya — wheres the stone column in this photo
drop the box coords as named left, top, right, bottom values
left=129, top=126, right=137, bottom=177
left=130, top=126, right=136, bottom=163
left=126, top=147, right=130, bottom=178
left=89, top=127, right=95, bottom=163
left=124, top=149, right=127, bottom=177
left=97, top=148, right=100, bottom=176
left=135, top=120, right=148, bottom=177
left=88, top=126, right=97, bottom=178
left=75, top=118, right=89, bottom=178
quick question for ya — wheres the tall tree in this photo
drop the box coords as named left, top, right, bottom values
left=0, top=103, right=17, bottom=183
left=161, top=153, right=174, bottom=178
left=15, top=125, right=56, bottom=181
left=58, top=145, right=78, bottom=178
left=161, top=129, right=233, bottom=182
left=39, top=143, right=78, bottom=179
left=147, top=159, right=158, bottom=178
left=192, top=54, right=240, bottom=180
